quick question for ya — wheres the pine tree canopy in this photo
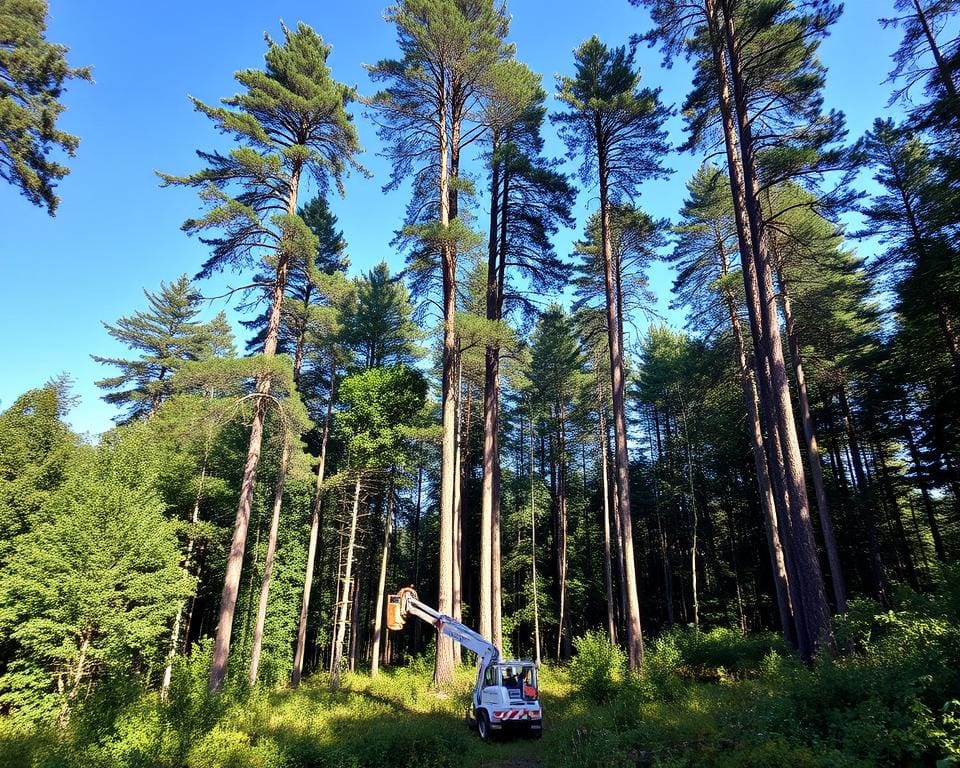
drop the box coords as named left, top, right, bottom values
left=159, top=22, right=363, bottom=281
left=92, top=275, right=234, bottom=422
left=0, top=0, right=91, bottom=214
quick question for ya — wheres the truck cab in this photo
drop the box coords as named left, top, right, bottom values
left=473, top=661, right=542, bottom=740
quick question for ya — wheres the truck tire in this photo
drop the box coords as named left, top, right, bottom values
left=477, top=710, right=493, bottom=742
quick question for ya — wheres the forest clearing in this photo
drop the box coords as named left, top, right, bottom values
left=3, top=0, right=960, bottom=765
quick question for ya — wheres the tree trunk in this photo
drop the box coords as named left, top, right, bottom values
left=331, top=475, right=362, bottom=689
left=597, top=376, right=617, bottom=644
left=595, top=113, right=643, bottom=669
left=292, top=363, right=336, bottom=686
left=529, top=415, right=542, bottom=666
left=208, top=163, right=302, bottom=692
left=249, top=436, right=291, bottom=686
left=555, top=410, right=571, bottom=659
left=677, top=391, right=699, bottom=630
left=777, top=263, right=847, bottom=612
left=875, top=440, right=919, bottom=588
left=371, top=478, right=395, bottom=676
left=651, top=407, right=674, bottom=627
left=410, top=462, right=423, bottom=653
left=480, top=137, right=501, bottom=643
left=720, top=246, right=794, bottom=640
left=435, top=74, right=457, bottom=685
left=714, top=0, right=831, bottom=657
left=912, top=0, right=960, bottom=120
left=348, top=564, right=362, bottom=673
left=162, top=449, right=208, bottom=696
left=492, top=164, right=510, bottom=654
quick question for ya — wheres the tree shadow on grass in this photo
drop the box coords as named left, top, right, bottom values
left=243, top=675, right=566, bottom=768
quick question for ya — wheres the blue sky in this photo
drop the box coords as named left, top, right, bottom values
left=0, top=1, right=907, bottom=436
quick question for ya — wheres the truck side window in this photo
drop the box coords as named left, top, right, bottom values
left=484, top=667, right=494, bottom=687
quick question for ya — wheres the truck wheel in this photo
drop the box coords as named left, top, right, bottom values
left=477, top=710, right=493, bottom=742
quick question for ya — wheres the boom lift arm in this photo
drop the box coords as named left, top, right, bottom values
left=387, top=586, right=543, bottom=741
left=388, top=587, right=500, bottom=682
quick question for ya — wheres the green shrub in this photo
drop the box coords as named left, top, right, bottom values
left=187, top=729, right=284, bottom=768
left=570, top=630, right=626, bottom=703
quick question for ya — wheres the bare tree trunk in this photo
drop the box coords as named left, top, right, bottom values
left=249, top=436, right=291, bottom=686
left=208, top=164, right=302, bottom=692
left=58, top=630, right=91, bottom=727
left=492, top=167, right=510, bottom=654
left=413, top=462, right=423, bottom=654
left=651, top=408, right=674, bottom=627
left=371, top=478, right=395, bottom=676
left=162, top=448, right=209, bottom=696
left=676, top=390, right=699, bottom=630
left=480, top=139, right=501, bottom=643
left=555, top=410, right=571, bottom=659
left=331, top=475, right=362, bottom=690
left=348, top=565, right=362, bottom=673
left=609, top=417, right=629, bottom=637
left=597, top=377, right=617, bottom=644
left=453, top=376, right=472, bottom=663
left=530, top=417, right=541, bottom=666
left=713, top=0, right=831, bottom=657
left=875, top=440, right=919, bottom=588
left=595, top=115, right=643, bottom=668
left=434, top=70, right=457, bottom=685
left=777, top=265, right=847, bottom=612
left=451, top=363, right=464, bottom=665
left=734, top=309, right=794, bottom=641
left=292, top=363, right=336, bottom=687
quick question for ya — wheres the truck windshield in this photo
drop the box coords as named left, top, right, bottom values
left=498, top=665, right=537, bottom=698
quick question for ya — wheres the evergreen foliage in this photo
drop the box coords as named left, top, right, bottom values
left=0, top=0, right=91, bottom=214
left=93, top=275, right=234, bottom=422
left=7, top=5, right=960, bottom=765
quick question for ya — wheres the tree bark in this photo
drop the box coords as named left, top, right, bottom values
left=555, top=409, right=571, bottom=659
left=597, top=373, right=617, bottom=644
left=529, top=413, right=542, bottom=666
left=776, top=263, right=847, bottom=612
left=595, top=112, right=644, bottom=669
left=249, top=436, right=291, bottom=686
left=208, top=161, right=302, bottom=692
left=435, top=71, right=457, bottom=684
left=331, top=475, right=362, bottom=690
left=371, top=478, right=395, bottom=676
left=291, top=363, right=335, bottom=686
left=676, top=391, right=699, bottom=630
left=715, top=0, right=832, bottom=657
left=492, top=164, right=510, bottom=654
left=480, top=135, right=501, bottom=643
left=718, top=235, right=794, bottom=640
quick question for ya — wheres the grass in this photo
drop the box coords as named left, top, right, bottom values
left=3, top=607, right=960, bottom=768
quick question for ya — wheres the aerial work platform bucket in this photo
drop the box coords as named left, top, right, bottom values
left=386, top=594, right=404, bottom=631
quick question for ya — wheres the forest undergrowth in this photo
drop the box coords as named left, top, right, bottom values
left=3, top=575, right=960, bottom=768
